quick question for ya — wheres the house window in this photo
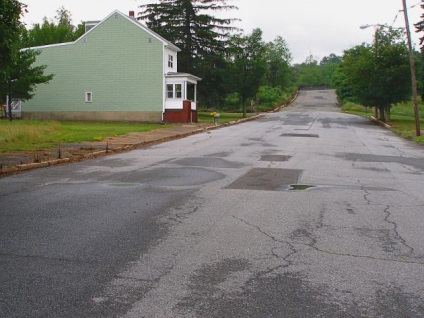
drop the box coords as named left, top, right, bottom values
left=85, top=92, right=93, bottom=103
left=166, top=84, right=183, bottom=99
left=166, top=84, right=174, bottom=98
left=175, top=84, right=182, bottom=98
left=168, top=55, right=173, bottom=69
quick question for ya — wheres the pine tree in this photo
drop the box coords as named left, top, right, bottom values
left=138, top=0, right=239, bottom=74
left=414, top=1, right=424, bottom=52
left=414, top=1, right=424, bottom=99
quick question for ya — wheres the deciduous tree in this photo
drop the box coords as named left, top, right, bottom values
left=319, top=54, right=342, bottom=88
left=227, top=28, right=267, bottom=117
left=22, top=7, right=85, bottom=47
left=293, top=56, right=322, bottom=88
left=264, top=36, right=292, bottom=88
left=0, top=0, right=25, bottom=92
left=0, top=49, right=54, bottom=120
left=335, top=27, right=412, bottom=122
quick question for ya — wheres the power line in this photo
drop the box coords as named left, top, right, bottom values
left=391, top=1, right=422, bottom=26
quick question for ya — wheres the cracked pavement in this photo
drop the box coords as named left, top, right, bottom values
left=1, top=90, right=424, bottom=317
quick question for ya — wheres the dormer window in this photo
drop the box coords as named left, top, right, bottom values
left=168, top=55, right=174, bottom=69
left=84, top=20, right=100, bottom=33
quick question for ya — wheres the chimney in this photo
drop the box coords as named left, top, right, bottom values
left=129, top=11, right=135, bottom=18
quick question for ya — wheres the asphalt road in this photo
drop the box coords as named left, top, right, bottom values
left=1, top=90, right=423, bottom=317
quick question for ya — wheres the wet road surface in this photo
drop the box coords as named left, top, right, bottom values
left=1, top=90, right=423, bottom=317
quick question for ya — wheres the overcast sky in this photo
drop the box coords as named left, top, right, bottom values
left=20, top=0, right=423, bottom=64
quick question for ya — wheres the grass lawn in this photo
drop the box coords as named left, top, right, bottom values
left=342, top=101, right=424, bottom=145
left=197, top=111, right=254, bottom=124
left=0, top=112, right=253, bottom=153
left=0, top=120, right=167, bottom=152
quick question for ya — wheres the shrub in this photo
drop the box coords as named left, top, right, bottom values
left=222, top=92, right=242, bottom=112
left=258, top=86, right=283, bottom=106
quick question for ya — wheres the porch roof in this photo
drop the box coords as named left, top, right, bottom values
left=165, top=72, right=202, bottom=84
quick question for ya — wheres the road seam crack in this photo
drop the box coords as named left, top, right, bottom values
left=232, top=215, right=298, bottom=267
left=383, top=205, right=416, bottom=256
left=232, top=215, right=424, bottom=266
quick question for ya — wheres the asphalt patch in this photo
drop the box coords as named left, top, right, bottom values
left=173, top=157, right=243, bottom=169
left=336, top=153, right=424, bottom=171
left=226, top=168, right=302, bottom=191
left=260, top=155, right=292, bottom=162
left=281, top=133, right=319, bottom=138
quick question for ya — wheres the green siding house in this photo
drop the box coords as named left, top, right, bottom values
left=22, top=10, right=201, bottom=123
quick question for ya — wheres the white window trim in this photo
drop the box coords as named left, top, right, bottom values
left=166, top=84, right=174, bottom=99
left=168, top=54, right=173, bottom=69
left=166, top=83, right=183, bottom=100
left=175, top=83, right=182, bottom=99
left=85, top=92, right=93, bottom=103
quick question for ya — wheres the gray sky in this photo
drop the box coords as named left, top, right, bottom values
left=21, top=0, right=423, bottom=63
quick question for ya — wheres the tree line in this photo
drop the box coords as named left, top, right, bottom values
left=139, top=0, right=296, bottom=116
left=0, top=2, right=82, bottom=120
left=1, top=0, right=298, bottom=120
left=1, top=0, right=423, bottom=123
left=0, top=3, right=89, bottom=121
left=334, top=26, right=422, bottom=123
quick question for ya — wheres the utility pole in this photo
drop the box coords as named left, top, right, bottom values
left=402, top=0, right=421, bottom=136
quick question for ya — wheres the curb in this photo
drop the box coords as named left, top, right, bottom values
left=270, top=91, right=299, bottom=113
left=370, top=116, right=392, bottom=129
left=14, top=158, right=71, bottom=172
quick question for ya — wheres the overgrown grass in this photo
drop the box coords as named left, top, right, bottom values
left=197, top=111, right=254, bottom=123
left=0, top=120, right=167, bottom=152
left=342, top=101, right=424, bottom=144
left=386, top=115, right=424, bottom=144
left=391, top=100, right=424, bottom=118
left=0, top=114, right=255, bottom=153
left=341, top=102, right=374, bottom=116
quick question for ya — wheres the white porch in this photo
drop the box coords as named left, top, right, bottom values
left=164, top=73, right=201, bottom=110
left=163, top=72, right=202, bottom=123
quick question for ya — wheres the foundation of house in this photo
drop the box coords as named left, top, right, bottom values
left=22, top=111, right=163, bottom=122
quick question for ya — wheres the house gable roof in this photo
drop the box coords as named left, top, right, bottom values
left=24, top=10, right=181, bottom=52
